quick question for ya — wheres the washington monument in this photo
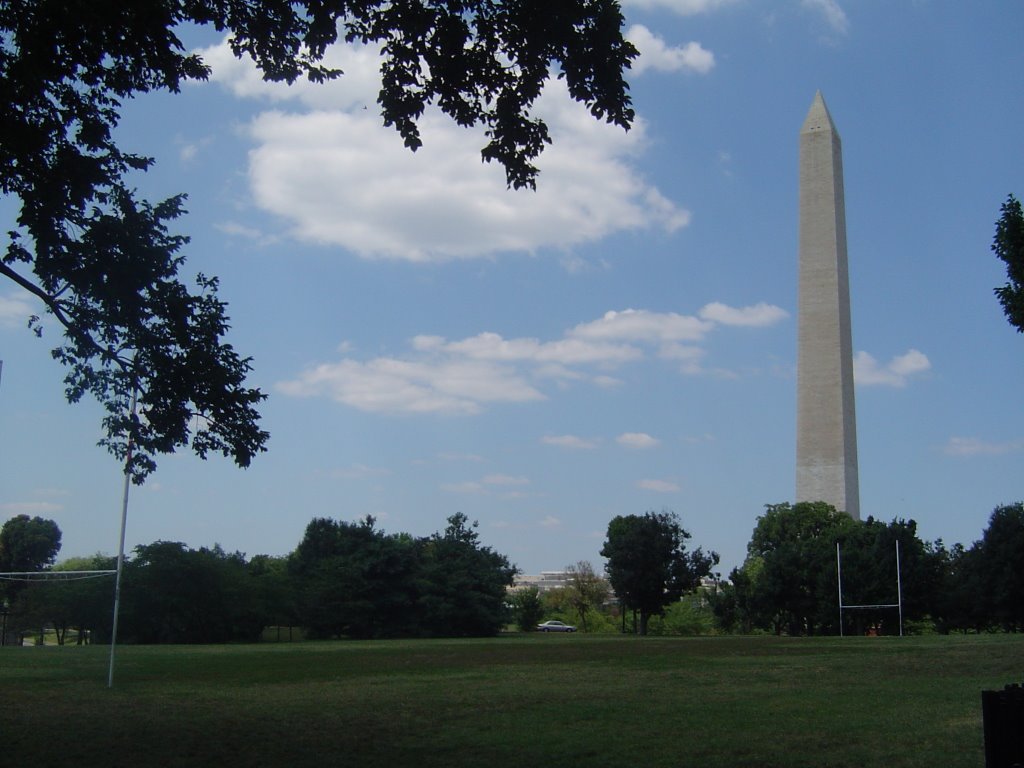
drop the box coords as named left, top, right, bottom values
left=796, top=91, right=860, bottom=520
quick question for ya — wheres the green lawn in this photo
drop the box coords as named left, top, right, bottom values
left=2, top=634, right=1018, bottom=767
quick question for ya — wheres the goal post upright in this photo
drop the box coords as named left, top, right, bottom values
left=836, top=541, right=844, bottom=638
left=836, top=539, right=904, bottom=637
left=896, top=539, right=903, bottom=635
left=108, top=385, right=137, bottom=689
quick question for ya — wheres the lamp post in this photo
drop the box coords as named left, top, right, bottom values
left=1, top=599, right=9, bottom=647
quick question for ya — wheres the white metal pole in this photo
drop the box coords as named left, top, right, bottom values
left=895, top=539, right=904, bottom=638
left=108, top=386, right=137, bottom=688
left=836, top=542, right=844, bottom=637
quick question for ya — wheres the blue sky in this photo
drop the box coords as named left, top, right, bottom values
left=2, top=0, right=1022, bottom=577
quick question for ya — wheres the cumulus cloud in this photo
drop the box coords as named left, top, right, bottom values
left=802, top=0, right=849, bottom=35
left=441, top=481, right=486, bottom=495
left=198, top=37, right=689, bottom=262
left=482, top=474, right=530, bottom=487
left=699, top=301, right=789, bottom=327
left=627, top=25, right=715, bottom=75
left=0, top=292, right=35, bottom=327
left=854, top=349, right=931, bottom=387
left=277, top=357, right=544, bottom=415
left=620, top=0, right=738, bottom=13
left=570, top=309, right=714, bottom=343
left=0, top=501, right=63, bottom=515
left=637, top=479, right=681, bottom=492
left=617, top=432, right=661, bottom=449
left=542, top=435, right=600, bottom=450
left=445, top=473, right=533, bottom=498
left=279, top=302, right=787, bottom=414
left=332, top=463, right=391, bottom=480
left=943, top=437, right=1024, bottom=457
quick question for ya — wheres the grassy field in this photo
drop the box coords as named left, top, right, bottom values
left=1, top=633, right=1019, bottom=767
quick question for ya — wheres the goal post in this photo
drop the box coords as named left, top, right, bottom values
left=0, top=570, right=116, bottom=581
left=836, top=539, right=903, bottom=637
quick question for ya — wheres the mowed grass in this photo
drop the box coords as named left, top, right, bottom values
left=2, top=634, right=1019, bottom=767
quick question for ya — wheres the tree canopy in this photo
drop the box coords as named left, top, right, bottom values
left=0, top=514, right=63, bottom=607
left=0, top=514, right=62, bottom=574
left=992, top=194, right=1024, bottom=334
left=1, top=0, right=637, bottom=481
left=601, top=510, right=718, bottom=635
left=289, top=512, right=515, bottom=639
left=944, top=503, right=1024, bottom=632
left=713, top=502, right=944, bottom=636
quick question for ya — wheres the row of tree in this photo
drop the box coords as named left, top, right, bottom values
left=4, top=501, right=1022, bottom=644
left=1, top=512, right=515, bottom=645
left=508, top=503, right=1024, bottom=638
left=709, top=501, right=1024, bottom=636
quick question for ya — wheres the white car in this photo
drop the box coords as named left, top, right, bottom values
left=536, top=620, right=577, bottom=633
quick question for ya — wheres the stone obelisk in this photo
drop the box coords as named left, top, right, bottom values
left=796, top=91, right=860, bottom=520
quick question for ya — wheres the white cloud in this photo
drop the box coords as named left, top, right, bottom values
left=854, top=349, right=931, bottom=387
left=198, top=37, right=688, bottom=262
left=420, top=332, right=642, bottom=367
left=482, top=474, right=530, bottom=487
left=637, top=479, right=681, bottom=492
left=699, top=301, right=789, bottom=327
left=441, top=481, right=485, bottom=495
left=434, top=452, right=486, bottom=464
left=177, top=136, right=213, bottom=164
left=593, top=375, right=624, bottom=389
left=0, top=501, right=63, bottom=515
left=802, top=0, right=849, bottom=35
left=659, top=343, right=706, bottom=375
left=444, top=473, right=531, bottom=499
left=943, top=437, right=1024, bottom=457
left=620, top=0, right=738, bottom=13
left=214, top=220, right=279, bottom=246
left=277, top=357, right=545, bottom=415
left=540, top=516, right=562, bottom=528
left=0, top=292, right=35, bottom=327
left=627, top=25, right=715, bottom=75
left=617, top=432, right=661, bottom=449
left=542, top=435, right=600, bottom=450
left=278, top=302, right=785, bottom=414
left=332, top=463, right=391, bottom=480
left=571, top=309, right=713, bottom=343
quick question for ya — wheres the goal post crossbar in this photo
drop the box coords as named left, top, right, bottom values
left=0, top=570, right=116, bottom=582
left=836, top=540, right=904, bottom=637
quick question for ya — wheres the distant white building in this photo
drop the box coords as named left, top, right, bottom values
left=511, top=571, right=573, bottom=594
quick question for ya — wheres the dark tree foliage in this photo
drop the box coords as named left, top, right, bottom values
left=0, top=514, right=63, bottom=611
left=992, top=195, right=1024, bottom=334
left=1, top=1, right=636, bottom=480
left=508, top=585, right=545, bottom=633
left=13, top=554, right=116, bottom=645
left=289, top=512, right=513, bottom=639
left=930, top=541, right=990, bottom=634
left=0, top=514, right=62, bottom=573
left=708, top=563, right=759, bottom=634
left=719, top=503, right=942, bottom=636
left=118, top=541, right=264, bottom=643
left=835, top=517, right=942, bottom=635
left=974, top=503, right=1024, bottom=631
left=248, top=553, right=299, bottom=632
left=561, top=560, right=609, bottom=632
left=601, top=510, right=718, bottom=636
left=289, top=516, right=420, bottom=639
left=742, top=502, right=855, bottom=635
left=416, top=512, right=516, bottom=637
